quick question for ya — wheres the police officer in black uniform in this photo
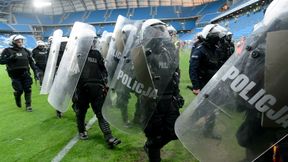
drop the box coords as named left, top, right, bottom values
left=72, top=40, right=121, bottom=148
left=0, top=35, right=39, bottom=112
left=32, top=40, right=48, bottom=86
left=189, top=24, right=230, bottom=139
left=141, top=19, right=184, bottom=162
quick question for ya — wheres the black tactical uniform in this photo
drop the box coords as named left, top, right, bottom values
left=72, top=49, right=121, bottom=147
left=189, top=41, right=231, bottom=139
left=32, top=46, right=48, bottom=85
left=143, top=38, right=184, bottom=162
left=0, top=46, right=38, bottom=111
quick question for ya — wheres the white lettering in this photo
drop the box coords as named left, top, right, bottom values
left=255, top=95, right=276, bottom=112
left=221, top=66, right=239, bottom=81
left=239, top=81, right=256, bottom=101
left=230, top=74, right=249, bottom=92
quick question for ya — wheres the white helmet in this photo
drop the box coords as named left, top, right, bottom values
left=167, top=25, right=177, bottom=35
left=141, top=19, right=167, bottom=41
left=37, top=40, right=45, bottom=47
left=122, top=24, right=137, bottom=34
left=201, top=24, right=228, bottom=40
left=8, top=34, right=25, bottom=46
left=142, top=19, right=166, bottom=31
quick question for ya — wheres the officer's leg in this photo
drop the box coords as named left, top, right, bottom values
left=116, top=91, right=130, bottom=125
left=11, top=78, right=24, bottom=108
left=90, top=85, right=121, bottom=148
left=160, top=99, right=180, bottom=147
left=39, top=69, right=44, bottom=86
left=144, top=104, right=164, bottom=162
left=73, top=92, right=89, bottom=140
left=22, top=72, right=33, bottom=112
left=133, top=96, right=142, bottom=124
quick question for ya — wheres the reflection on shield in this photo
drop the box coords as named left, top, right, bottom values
left=102, top=24, right=179, bottom=134
left=40, top=29, right=63, bottom=94
left=175, top=1, right=288, bottom=161
left=105, top=15, right=134, bottom=86
left=48, top=22, right=96, bottom=112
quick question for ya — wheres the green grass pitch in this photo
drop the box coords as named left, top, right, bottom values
left=0, top=49, right=198, bottom=162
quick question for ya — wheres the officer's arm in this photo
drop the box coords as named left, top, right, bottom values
left=96, top=50, right=108, bottom=80
left=26, top=49, right=39, bottom=72
left=0, top=49, right=15, bottom=64
left=189, top=49, right=202, bottom=90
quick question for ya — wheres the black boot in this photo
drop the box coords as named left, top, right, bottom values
left=13, top=92, right=22, bottom=108
left=98, top=119, right=121, bottom=148
left=56, top=110, right=63, bottom=118
left=144, top=143, right=161, bottom=162
left=24, top=92, right=32, bottom=112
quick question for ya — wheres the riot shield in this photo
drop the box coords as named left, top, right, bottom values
left=175, top=1, right=288, bottom=161
left=102, top=24, right=179, bottom=134
left=105, top=15, right=133, bottom=86
left=99, top=31, right=112, bottom=58
left=40, top=29, right=63, bottom=94
left=48, top=22, right=96, bottom=112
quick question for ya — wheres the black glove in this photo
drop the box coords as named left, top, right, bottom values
left=173, top=94, right=185, bottom=108
left=34, top=70, right=41, bottom=81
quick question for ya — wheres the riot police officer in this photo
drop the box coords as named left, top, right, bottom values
left=32, top=40, right=48, bottom=86
left=189, top=24, right=230, bottom=139
left=72, top=39, right=121, bottom=148
left=141, top=19, right=184, bottom=162
left=0, top=35, right=39, bottom=112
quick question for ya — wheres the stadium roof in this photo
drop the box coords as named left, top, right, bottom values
left=0, top=0, right=216, bottom=15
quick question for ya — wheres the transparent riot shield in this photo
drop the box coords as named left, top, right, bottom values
left=102, top=24, right=179, bottom=134
left=48, top=22, right=96, bottom=112
left=40, top=29, right=63, bottom=94
left=99, top=31, right=112, bottom=58
left=175, top=1, right=288, bottom=161
left=105, top=15, right=133, bottom=86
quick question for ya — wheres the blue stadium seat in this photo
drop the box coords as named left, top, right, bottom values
left=198, top=0, right=226, bottom=15
left=62, top=12, right=86, bottom=24
left=155, top=6, right=178, bottom=19
left=198, top=12, right=221, bottom=24
left=169, top=21, right=184, bottom=30
left=85, top=10, right=106, bottom=23
left=37, top=15, right=54, bottom=24
left=53, top=15, right=63, bottom=24
left=0, top=22, right=13, bottom=32
left=14, top=13, right=39, bottom=24
left=180, top=5, right=206, bottom=17
left=11, top=24, right=32, bottom=32
left=130, top=7, right=152, bottom=20
left=185, top=19, right=196, bottom=30
left=43, top=28, right=55, bottom=37
left=23, top=34, right=37, bottom=49
left=107, top=9, right=128, bottom=21
left=0, top=34, right=9, bottom=48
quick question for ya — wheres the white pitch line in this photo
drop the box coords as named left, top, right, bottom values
left=51, top=116, right=97, bottom=162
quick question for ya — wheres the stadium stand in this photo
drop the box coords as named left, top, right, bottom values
left=106, top=9, right=128, bottom=21
left=10, top=24, right=32, bottom=32
left=14, top=13, right=39, bottom=25
left=154, top=6, right=178, bottom=19
left=0, top=22, right=13, bottom=32
left=85, top=10, right=106, bottom=23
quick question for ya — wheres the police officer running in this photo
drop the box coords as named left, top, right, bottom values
left=0, top=35, right=39, bottom=112
left=72, top=38, right=121, bottom=148
left=32, top=40, right=48, bottom=86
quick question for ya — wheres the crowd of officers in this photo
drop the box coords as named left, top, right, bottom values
left=0, top=18, right=284, bottom=162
